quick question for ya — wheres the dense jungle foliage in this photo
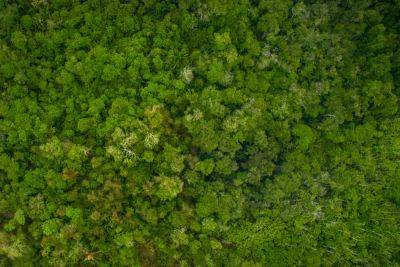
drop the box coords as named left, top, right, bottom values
left=0, top=0, right=399, bottom=265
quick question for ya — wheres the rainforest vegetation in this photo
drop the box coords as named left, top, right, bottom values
left=0, top=0, right=399, bottom=265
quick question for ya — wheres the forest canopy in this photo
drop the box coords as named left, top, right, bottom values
left=0, top=0, right=399, bottom=266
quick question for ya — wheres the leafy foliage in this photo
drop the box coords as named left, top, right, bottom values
left=0, top=0, right=399, bottom=265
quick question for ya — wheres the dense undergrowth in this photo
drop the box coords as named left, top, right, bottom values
left=0, top=0, right=399, bottom=266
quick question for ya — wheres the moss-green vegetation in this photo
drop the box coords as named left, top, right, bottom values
left=1, top=0, right=399, bottom=265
